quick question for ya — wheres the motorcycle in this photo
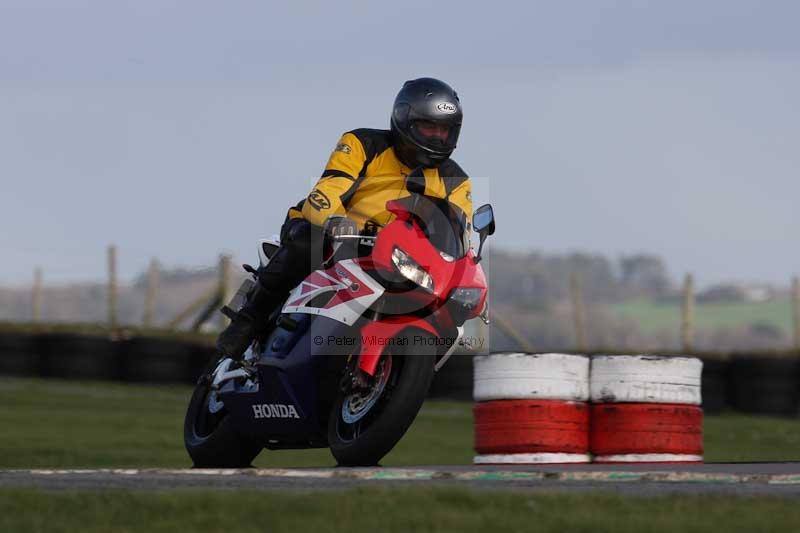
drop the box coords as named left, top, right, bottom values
left=184, top=179, right=495, bottom=467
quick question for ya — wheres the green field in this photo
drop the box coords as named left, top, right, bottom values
left=611, top=297, right=793, bottom=336
left=2, top=377, right=800, bottom=467
left=4, top=487, right=800, bottom=533
left=3, top=377, right=800, bottom=532
left=0, top=377, right=473, bottom=468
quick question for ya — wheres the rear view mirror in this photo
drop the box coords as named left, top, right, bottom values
left=473, top=204, right=495, bottom=236
left=472, top=204, right=495, bottom=263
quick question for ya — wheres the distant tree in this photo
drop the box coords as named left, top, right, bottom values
left=487, top=250, right=622, bottom=307
left=619, top=254, right=672, bottom=297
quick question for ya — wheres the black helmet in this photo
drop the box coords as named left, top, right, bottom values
left=390, top=77, right=463, bottom=168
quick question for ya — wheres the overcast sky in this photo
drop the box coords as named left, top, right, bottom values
left=1, top=0, right=798, bottom=287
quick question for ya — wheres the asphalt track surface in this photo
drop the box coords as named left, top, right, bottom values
left=4, top=463, right=800, bottom=495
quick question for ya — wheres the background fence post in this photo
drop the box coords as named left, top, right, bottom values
left=108, top=245, right=118, bottom=330
left=492, top=310, right=535, bottom=353
left=792, top=275, right=800, bottom=351
left=143, top=258, right=160, bottom=328
left=681, top=273, right=694, bottom=352
left=166, top=286, right=219, bottom=331
left=570, top=271, right=588, bottom=353
left=32, top=267, right=43, bottom=322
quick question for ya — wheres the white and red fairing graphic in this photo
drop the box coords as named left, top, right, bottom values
left=281, top=259, right=385, bottom=325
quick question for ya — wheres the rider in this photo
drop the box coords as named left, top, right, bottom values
left=216, top=77, right=473, bottom=359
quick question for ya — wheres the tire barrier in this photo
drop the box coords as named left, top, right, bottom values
left=473, top=352, right=590, bottom=402
left=120, top=337, right=197, bottom=384
left=473, top=353, right=591, bottom=464
left=700, top=358, right=730, bottom=414
left=474, top=453, right=592, bottom=464
left=38, top=333, right=122, bottom=381
left=589, top=355, right=704, bottom=463
left=190, top=344, right=218, bottom=383
left=474, top=400, right=589, bottom=455
left=591, top=403, right=704, bottom=462
left=590, top=355, right=702, bottom=405
left=1, top=329, right=798, bottom=419
left=429, top=352, right=474, bottom=401
left=729, top=356, right=800, bottom=416
left=0, top=333, right=40, bottom=377
left=0, top=331, right=215, bottom=385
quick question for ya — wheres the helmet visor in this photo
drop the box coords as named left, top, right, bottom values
left=409, top=120, right=460, bottom=154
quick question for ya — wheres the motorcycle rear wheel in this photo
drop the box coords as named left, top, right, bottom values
left=327, top=334, right=436, bottom=466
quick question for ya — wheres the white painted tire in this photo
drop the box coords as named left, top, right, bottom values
left=590, top=355, right=702, bottom=405
left=473, top=353, right=590, bottom=402
left=593, top=454, right=703, bottom=463
left=474, top=453, right=591, bottom=465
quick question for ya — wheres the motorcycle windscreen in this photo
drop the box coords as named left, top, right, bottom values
left=393, top=194, right=469, bottom=260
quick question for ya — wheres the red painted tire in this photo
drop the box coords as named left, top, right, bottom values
left=474, top=400, right=589, bottom=455
left=590, top=403, right=703, bottom=456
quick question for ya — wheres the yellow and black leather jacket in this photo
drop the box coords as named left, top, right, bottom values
left=287, top=129, right=472, bottom=235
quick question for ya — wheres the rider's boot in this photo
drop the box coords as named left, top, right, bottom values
left=215, top=283, right=284, bottom=359
left=215, top=219, right=322, bottom=359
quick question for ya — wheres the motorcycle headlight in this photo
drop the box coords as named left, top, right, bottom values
left=391, top=247, right=434, bottom=293
left=449, top=287, right=483, bottom=311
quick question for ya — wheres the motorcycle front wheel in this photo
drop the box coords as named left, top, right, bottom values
left=183, top=363, right=262, bottom=468
left=327, top=334, right=436, bottom=466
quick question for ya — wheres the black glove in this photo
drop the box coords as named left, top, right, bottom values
left=324, top=215, right=358, bottom=239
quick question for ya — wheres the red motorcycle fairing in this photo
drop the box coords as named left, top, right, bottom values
left=374, top=200, right=488, bottom=315
left=371, top=201, right=456, bottom=302
left=282, top=259, right=385, bottom=327
left=282, top=198, right=488, bottom=377
left=357, top=316, right=440, bottom=375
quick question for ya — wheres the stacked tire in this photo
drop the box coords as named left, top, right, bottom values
left=700, top=357, right=730, bottom=414
left=590, top=356, right=704, bottom=463
left=728, top=355, right=800, bottom=416
left=38, top=333, right=121, bottom=380
left=429, top=352, right=474, bottom=400
left=120, top=337, right=197, bottom=384
left=0, top=332, right=40, bottom=377
left=473, top=353, right=591, bottom=464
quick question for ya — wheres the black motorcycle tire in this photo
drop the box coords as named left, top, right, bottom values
left=327, top=333, right=436, bottom=466
left=184, top=374, right=262, bottom=468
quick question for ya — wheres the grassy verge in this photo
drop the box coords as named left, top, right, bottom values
left=611, top=297, right=792, bottom=336
left=3, top=487, right=800, bottom=533
left=2, top=377, right=800, bottom=467
left=0, top=377, right=475, bottom=468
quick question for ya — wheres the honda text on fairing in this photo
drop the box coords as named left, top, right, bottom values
left=184, top=172, right=496, bottom=466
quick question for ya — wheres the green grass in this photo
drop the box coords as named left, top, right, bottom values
left=611, top=297, right=793, bottom=336
left=4, top=378, right=800, bottom=532
left=2, top=377, right=800, bottom=468
left=0, top=377, right=473, bottom=468
left=3, top=487, right=800, bottom=533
